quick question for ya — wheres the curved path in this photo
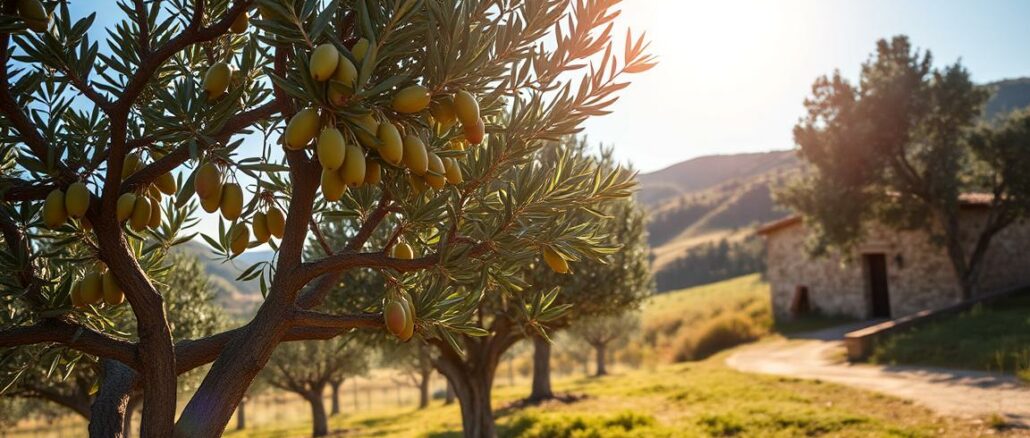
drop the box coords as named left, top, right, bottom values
left=725, top=322, right=1030, bottom=427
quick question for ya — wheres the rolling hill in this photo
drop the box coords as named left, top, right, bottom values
left=174, top=241, right=274, bottom=318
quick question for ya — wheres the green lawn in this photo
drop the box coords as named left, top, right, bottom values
left=870, top=292, right=1030, bottom=375
left=228, top=355, right=999, bottom=437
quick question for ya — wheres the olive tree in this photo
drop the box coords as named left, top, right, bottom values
left=0, top=0, right=652, bottom=436
left=523, top=147, right=652, bottom=401
left=262, top=338, right=368, bottom=437
left=566, top=311, right=638, bottom=376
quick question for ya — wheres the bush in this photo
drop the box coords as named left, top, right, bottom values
left=671, top=313, right=764, bottom=362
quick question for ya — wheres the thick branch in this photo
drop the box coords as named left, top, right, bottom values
left=296, top=241, right=491, bottom=286
left=0, top=320, right=139, bottom=369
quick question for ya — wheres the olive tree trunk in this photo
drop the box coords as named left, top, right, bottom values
left=593, top=341, right=607, bottom=376
left=88, top=359, right=137, bottom=438
left=329, top=380, right=342, bottom=416
left=305, top=386, right=329, bottom=437
left=528, top=335, right=553, bottom=402
left=444, top=381, right=455, bottom=405
left=418, top=366, right=432, bottom=409
left=235, top=397, right=246, bottom=430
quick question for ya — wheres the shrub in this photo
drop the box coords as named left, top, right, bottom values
left=502, top=411, right=673, bottom=438
left=671, top=313, right=764, bottom=362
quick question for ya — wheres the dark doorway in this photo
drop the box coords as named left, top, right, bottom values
left=865, top=254, right=891, bottom=318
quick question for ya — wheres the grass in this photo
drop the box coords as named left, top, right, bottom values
left=227, top=354, right=999, bottom=437
left=870, top=292, right=1030, bottom=373
left=641, top=274, right=850, bottom=362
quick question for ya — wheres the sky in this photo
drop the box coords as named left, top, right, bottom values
left=584, top=0, right=1030, bottom=172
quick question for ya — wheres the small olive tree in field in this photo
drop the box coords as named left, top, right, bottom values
left=262, top=338, right=368, bottom=437
left=567, top=311, right=638, bottom=376
left=0, top=0, right=652, bottom=436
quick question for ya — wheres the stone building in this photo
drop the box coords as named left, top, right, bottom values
left=757, top=195, right=1030, bottom=320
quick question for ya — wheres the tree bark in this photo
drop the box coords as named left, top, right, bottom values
left=528, top=335, right=553, bottom=402
left=306, top=390, right=329, bottom=437
left=329, top=380, right=342, bottom=416
left=235, top=397, right=246, bottom=431
left=446, top=369, right=496, bottom=438
left=594, top=342, right=607, bottom=376
left=418, top=367, right=431, bottom=409
left=89, top=359, right=136, bottom=438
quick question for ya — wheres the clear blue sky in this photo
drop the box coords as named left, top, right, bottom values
left=582, top=0, right=1030, bottom=172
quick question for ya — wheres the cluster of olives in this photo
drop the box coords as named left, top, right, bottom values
left=384, top=288, right=416, bottom=342
left=15, top=0, right=49, bottom=33
left=193, top=160, right=285, bottom=255
left=70, top=264, right=125, bottom=308
left=114, top=153, right=177, bottom=233
left=288, top=42, right=480, bottom=201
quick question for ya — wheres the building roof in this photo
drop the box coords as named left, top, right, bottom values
left=755, top=193, right=996, bottom=236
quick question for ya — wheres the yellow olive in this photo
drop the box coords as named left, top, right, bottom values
left=266, top=206, right=285, bottom=238
left=543, top=247, right=569, bottom=274
left=219, top=183, right=244, bottom=221
left=384, top=300, right=407, bottom=338
left=453, top=90, right=480, bottom=125
left=398, top=295, right=415, bottom=342
left=65, top=182, right=90, bottom=219
left=17, top=0, right=49, bottom=33
left=463, top=117, right=485, bottom=145
left=443, top=157, right=463, bottom=185
left=309, top=43, right=340, bottom=82
left=229, top=11, right=249, bottom=34
left=252, top=212, right=270, bottom=244
left=148, top=184, right=162, bottom=200
left=257, top=5, right=282, bottom=21
left=392, top=85, right=431, bottom=113
left=340, top=144, right=366, bottom=188
left=203, top=62, right=232, bottom=102
left=80, top=271, right=103, bottom=305
left=391, top=242, right=414, bottom=260
left=42, top=189, right=67, bottom=228
left=408, top=174, right=428, bottom=194
left=155, top=172, right=177, bottom=195
left=70, top=281, right=85, bottom=308
left=430, top=97, right=458, bottom=128
left=376, top=121, right=403, bottom=166
left=285, top=108, right=321, bottom=150
left=102, top=270, right=124, bottom=306
left=130, top=196, right=151, bottom=232
left=147, top=196, right=162, bottom=229
left=425, top=153, right=446, bottom=189
left=402, top=135, right=428, bottom=176
left=195, top=162, right=222, bottom=199
left=351, top=113, right=379, bottom=149
left=229, top=223, right=250, bottom=256
left=116, top=193, right=136, bottom=222
left=321, top=167, right=347, bottom=202
left=316, top=127, right=347, bottom=170
left=121, top=152, right=141, bottom=179
left=200, top=187, right=222, bottom=213
left=352, top=38, right=369, bottom=63
left=328, top=57, right=358, bottom=106
left=364, top=161, right=382, bottom=185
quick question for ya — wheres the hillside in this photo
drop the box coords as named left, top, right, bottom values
left=173, top=241, right=274, bottom=318
left=643, top=76, right=1030, bottom=293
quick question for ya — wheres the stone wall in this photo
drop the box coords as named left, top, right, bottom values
left=763, top=212, right=1030, bottom=321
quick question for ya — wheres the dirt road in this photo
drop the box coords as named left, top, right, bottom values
left=725, top=322, right=1030, bottom=427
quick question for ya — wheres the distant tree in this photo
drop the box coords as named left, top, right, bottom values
left=382, top=342, right=435, bottom=409
left=568, top=312, right=639, bottom=376
left=521, top=158, right=652, bottom=401
left=780, top=35, right=1030, bottom=299
left=262, top=338, right=368, bottom=437
left=654, top=236, right=764, bottom=292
